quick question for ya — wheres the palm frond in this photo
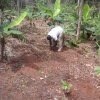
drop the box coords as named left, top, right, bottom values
left=4, top=11, right=28, bottom=30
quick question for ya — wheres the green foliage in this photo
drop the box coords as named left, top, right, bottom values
left=0, top=0, right=12, bottom=9
left=61, top=3, right=99, bottom=50
left=25, top=6, right=41, bottom=20
left=92, top=14, right=100, bottom=35
left=43, top=7, right=53, bottom=18
left=61, top=80, right=72, bottom=93
left=95, top=66, right=100, bottom=76
left=0, top=11, right=27, bottom=40
left=0, top=10, right=27, bottom=40
left=78, top=4, right=100, bottom=48
left=83, top=4, right=91, bottom=22
left=3, top=9, right=17, bottom=17
left=61, top=4, right=77, bottom=35
left=82, top=5, right=100, bottom=35
left=65, top=39, right=79, bottom=48
left=53, top=0, right=61, bottom=18
left=41, top=0, right=61, bottom=21
left=87, top=16, right=100, bottom=36
left=3, top=29, right=25, bottom=40
left=81, top=4, right=92, bottom=35
left=4, top=11, right=28, bottom=30
left=0, top=10, right=27, bottom=60
left=60, top=4, right=79, bottom=47
left=4, top=29, right=22, bottom=35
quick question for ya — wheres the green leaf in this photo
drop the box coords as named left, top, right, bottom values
left=83, top=4, right=91, bottom=22
left=41, top=5, right=53, bottom=17
left=4, top=30, right=23, bottom=36
left=61, top=80, right=72, bottom=91
left=4, top=29, right=26, bottom=41
left=85, top=26, right=95, bottom=33
left=45, top=8, right=53, bottom=17
left=65, top=40, right=79, bottom=48
left=53, top=0, right=61, bottom=18
left=4, top=11, right=28, bottom=30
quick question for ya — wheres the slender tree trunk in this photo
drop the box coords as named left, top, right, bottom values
left=76, top=0, right=84, bottom=40
left=17, top=0, right=20, bottom=15
left=20, top=0, right=22, bottom=9
left=0, top=8, right=5, bottom=61
left=1, top=13, right=3, bottom=24
left=0, top=7, right=4, bottom=25
left=1, top=37, right=5, bottom=60
left=48, top=0, right=52, bottom=7
left=77, top=0, right=81, bottom=15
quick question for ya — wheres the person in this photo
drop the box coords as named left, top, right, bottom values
left=47, top=26, right=64, bottom=52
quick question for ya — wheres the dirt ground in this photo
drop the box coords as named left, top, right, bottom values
left=0, top=19, right=100, bottom=100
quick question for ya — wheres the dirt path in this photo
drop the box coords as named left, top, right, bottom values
left=0, top=20, right=100, bottom=100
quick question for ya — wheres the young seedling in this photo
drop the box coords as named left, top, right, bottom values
left=61, top=80, right=72, bottom=96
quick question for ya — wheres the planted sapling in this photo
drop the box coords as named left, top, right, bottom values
left=61, top=80, right=72, bottom=96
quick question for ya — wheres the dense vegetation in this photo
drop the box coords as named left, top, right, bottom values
left=0, top=1, right=100, bottom=100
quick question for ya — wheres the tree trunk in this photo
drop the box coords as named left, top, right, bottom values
left=76, top=0, right=84, bottom=40
left=77, top=0, right=80, bottom=14
left=0, top=6, right=4, bottom=25
left=0, top=8, right=5, bottom=61
left=17, top=0, right=20, bottom=15
left=47, top=0, right=52, bottom=7
left=1, top=37, right=6, bottom=61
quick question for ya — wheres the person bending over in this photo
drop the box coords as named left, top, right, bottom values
left=47, top=26, right=64, bottom=52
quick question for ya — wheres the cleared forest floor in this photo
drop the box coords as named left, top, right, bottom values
left=0, top=19, right=100, bottom=100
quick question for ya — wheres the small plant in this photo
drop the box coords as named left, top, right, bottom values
left=61, top=80, right=72, bottom=94
left=95, top=66, right=100, bottom=76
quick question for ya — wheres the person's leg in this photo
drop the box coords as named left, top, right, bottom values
left=47, top=35, right=53, bottom=50
left=53, top=40, right=58, bottom=47
left=50, top=39, right=57, bottom=50
left=58, top=34, right=64, bottom=52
